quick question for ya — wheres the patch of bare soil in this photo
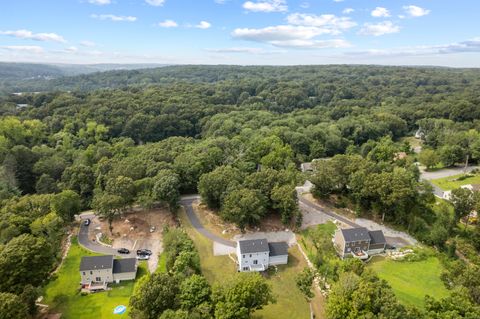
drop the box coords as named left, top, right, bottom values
left=97, top=207, right=176, bottom=272
left=194, top=202, right=292, bottom=240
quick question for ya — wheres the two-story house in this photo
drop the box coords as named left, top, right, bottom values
left=236, top=238, right=289, bottom=272
left=333, top=227, right=386, bottom=260
left=80, top=255, right=137, bottom=291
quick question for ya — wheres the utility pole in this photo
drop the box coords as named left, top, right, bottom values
left=464, top=154, right=469, bottom=174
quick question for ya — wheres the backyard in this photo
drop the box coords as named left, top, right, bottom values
left=368, top=256, right=449, bottom=308
left=43, top=237, right=148, bottom=319
left=430, top=173, right=480, bottom=190
left=178, top=207, right=312, bottom=319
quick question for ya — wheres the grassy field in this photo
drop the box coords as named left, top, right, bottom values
left=431, top=173, right=480, bottom=190
left=299, top=221, right=337, bottom=260
left=178, top=207, right=311, bottom=319
left=368, top=256, right=449, bottom=308
left=43, top=237, right=148, bottom=319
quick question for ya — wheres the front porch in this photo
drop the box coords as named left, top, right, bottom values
left=82, top=281, right=108, bottom=292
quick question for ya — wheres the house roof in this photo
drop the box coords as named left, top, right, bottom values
left=268, top=242, right=289, bottom=257
left=80, top=255, right=114, bottom=271
left=368, top=230, right=386, bottom=245
left=238, top=239, right=269, bottom=254
left=340, top=227, right=371, bottom=242
left=113, top=258, right=137, bottom=274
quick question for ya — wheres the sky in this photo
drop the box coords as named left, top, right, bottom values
left=0, top=0, right=479, bottom=67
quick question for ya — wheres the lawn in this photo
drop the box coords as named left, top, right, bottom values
left=178, top=207, right=311, bottom=319
left=430, top=173, right=480, bottom=190
left=43, top=237, right=148, bottom=319
left=368, top=256, right=449, bottom=308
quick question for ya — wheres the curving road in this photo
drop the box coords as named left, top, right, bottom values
left=78, top=213, right=134, bottom=257
left=180, top=196, right=236, bottom=247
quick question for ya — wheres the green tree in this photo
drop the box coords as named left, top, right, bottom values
left=295, top=267, right=315, bottom=300
left=91, top=193, right=125, bottom=233
left=153, top=169, right=181, bottom=211
left=418, top=149, right=440, bottom=170
left=221, top=188, right=267, bottom=231
left=0, top=234, right=54, bottom=294
left=0, top=292, right=28, bottom=319
left=50, top=190, right=81, bottom=222
left=450, top=188, right=476, bottom=225
left=271, top=184, right=299, bottom=225
left=198, top=166, right=242, bottom=210
left=129, top=273, right=180, bottom=319
left=212, top=272, right=275, bottom=319
left=179, top=274, right=211, bottom=311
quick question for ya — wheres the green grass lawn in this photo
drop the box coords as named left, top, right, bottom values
left=368, top=256, right=449, bottom=308
left=43, top=237, right=148, bottom=319
left=179, top=207, right=311, bottom=319
left=299, top=221, right=337, bottom=261
left=431, top=173, right=480, bottom=190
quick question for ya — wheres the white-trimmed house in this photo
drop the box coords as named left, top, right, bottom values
left=333, top=227, right=386, bottom=260
left=236, top=239, right=289, bottom=272
left=80, top=255, right=137, bottom=291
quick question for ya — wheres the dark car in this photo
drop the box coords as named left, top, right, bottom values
left=137, top=249, right=152, bottom=256
left=84, top=218, right=91, bottom=226
left=117, top=248, right=130, bottom=254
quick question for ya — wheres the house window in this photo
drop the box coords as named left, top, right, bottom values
left=83, top=272, right=85, bottom=275
left=253, top=260, right=258, bottom=265
left=242, top=255, right=245, bottom=258
left=95, top=277, right=101, bottom=282
left=90, top=271, right=93, bottom=275
left=243, top=267, right=249, bottom=271
left=249, top=254, right=252, bottom=258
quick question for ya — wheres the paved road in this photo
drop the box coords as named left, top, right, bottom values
left=298, top=196, right=359, bottom=228
left=78, top=214, right=135, bottom=258
left=180, top=196, right=236, bottom=248
left=420, top=165, right=479, bottom=180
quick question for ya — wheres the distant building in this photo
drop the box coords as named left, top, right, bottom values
left=80, top=255, right=137, bottom=291
left=394, top=152, right=408, bottom=161
left=300, top=158, right=332, bottom=173
left=461, top=184, right=480, bottom=192
left=333, top=227, right=386, bottom=260
left=236, top=239, right=289, bottom=272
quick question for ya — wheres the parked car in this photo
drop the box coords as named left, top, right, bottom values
left=137, top=249, right=152, bottom=256
left=84, top=219, right=91, bottom=226
left=149, top=226, right=156, bottom=233
left=136, top=254, right=150, bottom=260
left=117, top=248, right=130, bottom=254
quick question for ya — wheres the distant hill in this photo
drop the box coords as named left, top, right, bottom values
left=0, top=62, right=168, bottom=94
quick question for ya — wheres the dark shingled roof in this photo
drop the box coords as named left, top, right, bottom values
left=268, top=242, right=289, bottom=257
left=341, top=227, right=371, bottom=242
left=80, top=255, right=114, bottom=271
left=238, top=239, right=269, bottom=254
left=368, top=230, right=386, bottom=245
left=113, top=258, right=137, bottom=274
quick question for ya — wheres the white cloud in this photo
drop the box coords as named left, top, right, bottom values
left=0, top=45, right=44, bottom=53
left=403, top=5, right=430, bottom=17
left=286, top=13, right=356, bottom=34
left=348, top=38, right=480, bottom=57
left=145, top=0, right=165, bottom=6
left=371, top=7, right=390, bottom=18
left=64, top=46, right=78, bottom=53
left=232, top=25, right=351, bottom=48
left=359, top=21, right=400, bottom=36
left=343, top=8, right=354, bottom=14
left=195, top=21, right=211, bottom=29
left=243, top=0, right=287, bottom=13
left=80, top=40, right=96, bottom=47
left=207, top=47, right=266, bottom=54
left=90, top=14, right=137, bottom=22
left=333, top=0, right=344, bottom=2
left=300, top=2, right=309, bottom=9
left=88, top=0, right=111, bottom=5
left=158, top=19, right=178, bottom=28
left=0, top=29, right=66, bottom=43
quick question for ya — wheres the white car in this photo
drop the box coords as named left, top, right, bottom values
left=136, top=254, right=150, bottom=260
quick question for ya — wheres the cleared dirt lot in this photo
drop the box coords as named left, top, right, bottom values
left=96, top=208, right=176, bottom=272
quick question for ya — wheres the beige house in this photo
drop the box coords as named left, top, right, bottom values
left=80, top=255, right=137, bottom=291
left=334, top=227, right=386, bottom=260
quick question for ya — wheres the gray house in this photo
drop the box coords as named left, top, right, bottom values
left=333, top=227, right=386, bottom=260
left=80, top=255, right=137, bottom=290
left=236, top=239, right=289, bottom=272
